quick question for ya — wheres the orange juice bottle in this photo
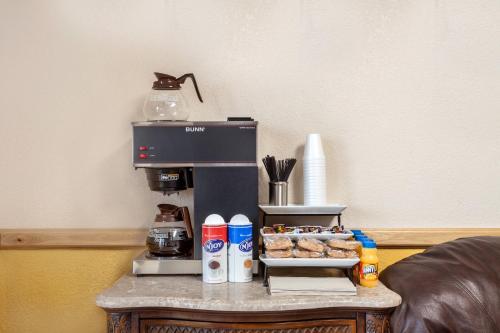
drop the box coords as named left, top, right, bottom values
left=359, top=240, right=379, bottom=288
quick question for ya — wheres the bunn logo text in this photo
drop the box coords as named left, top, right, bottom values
left=185, top=127, right=205, bottom=133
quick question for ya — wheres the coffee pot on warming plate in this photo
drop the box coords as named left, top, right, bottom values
left=146, top=204, right=194, bottom=257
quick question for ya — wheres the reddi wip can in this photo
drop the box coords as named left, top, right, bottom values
left=228, top=214, right=253, bottom=282
left=202, top=214, right=227, bottom=283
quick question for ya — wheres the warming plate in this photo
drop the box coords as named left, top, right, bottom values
left=133, top=251, right=260, bottom=275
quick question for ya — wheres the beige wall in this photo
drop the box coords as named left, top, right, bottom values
left=0, top=0, right=499, bottom=229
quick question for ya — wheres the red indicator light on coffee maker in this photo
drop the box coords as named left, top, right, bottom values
left=139, top=153, right=148, bottom=159
left=139, top=146, right=148, bottom=151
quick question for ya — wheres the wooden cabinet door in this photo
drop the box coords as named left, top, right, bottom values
left=140, top=319, right=356, bottom=333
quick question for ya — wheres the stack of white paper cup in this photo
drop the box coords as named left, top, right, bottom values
left=303, top=134, right=326, bottom=206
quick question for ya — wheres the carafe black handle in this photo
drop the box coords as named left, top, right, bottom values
left=177, top=73, right=203, bottom=103
left=179, top=207, right=193, bottom=239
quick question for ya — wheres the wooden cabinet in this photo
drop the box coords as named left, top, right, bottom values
left=99, top=276, right=399, bottom=333
left=106, top=308, right=390, bottom=333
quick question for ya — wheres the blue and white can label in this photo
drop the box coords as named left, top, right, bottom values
left=228, top=224, right=253, bottom=282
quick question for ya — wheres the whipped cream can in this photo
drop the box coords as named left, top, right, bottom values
left=202, top=215, right=227, bottom=283
left=228, top=215, right=253, bottom=282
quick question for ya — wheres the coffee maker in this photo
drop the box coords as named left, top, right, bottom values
left=132, top=119, right=258, bottom=275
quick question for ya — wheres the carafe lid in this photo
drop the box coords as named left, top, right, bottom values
left=152, top=73, right=182, bottom=90
left=151, top=72, right=203, bottom=103
left=155, top=204, right=180, bottom=222
left=157, top=203, right=179, bottom=214
left=204, top=214, right=225, bottom=225
left=229, top=214, right=251, bottom=225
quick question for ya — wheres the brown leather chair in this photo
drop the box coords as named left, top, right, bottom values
left=379, top=236, right=500, bottom=333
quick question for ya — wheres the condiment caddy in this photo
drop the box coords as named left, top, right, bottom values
left=259, top=228, right=380, bottom=288
left=257, top=204, right=361, bottom=286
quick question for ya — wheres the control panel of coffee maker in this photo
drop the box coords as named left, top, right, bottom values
left=132, top=121, right=257, bottom=167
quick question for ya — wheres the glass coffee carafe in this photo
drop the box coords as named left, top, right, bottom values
left=143, top=72, right=203, bottom=121
left=146, top=204, right=194, bottom=257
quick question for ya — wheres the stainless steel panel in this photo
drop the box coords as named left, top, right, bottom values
left=132, top=251, right=259, bottom=275
left=133, top=162, right=257, bottom=168
left=132, top=121, right=257, bottom=127
left=133, top=252, right=202, bottom=275
left=258, top=204, right=347, bottom=215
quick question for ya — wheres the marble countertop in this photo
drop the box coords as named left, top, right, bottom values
left=96, top=275, right=401, bottom=311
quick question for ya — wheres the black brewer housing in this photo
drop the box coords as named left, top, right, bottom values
left=132, top=120, right=259, bottom=260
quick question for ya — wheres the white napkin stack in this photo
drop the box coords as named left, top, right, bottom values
left=268, top=276, right=357, bottom=296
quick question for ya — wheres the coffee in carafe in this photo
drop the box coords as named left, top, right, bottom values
left=146, top=204, right=193, bottom=257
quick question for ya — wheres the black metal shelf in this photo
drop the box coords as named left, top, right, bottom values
left=258, top=204, right=354, bottom=286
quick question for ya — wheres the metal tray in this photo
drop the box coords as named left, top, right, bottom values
left=258, top=204, right=347, bottom=215
left=259, top=255, right=359, bottom=268
left=260, top=229, right=354, bottom=240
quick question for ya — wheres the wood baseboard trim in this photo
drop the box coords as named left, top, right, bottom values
left=363, top=228, right=500, bottom=247
left=1, top=228, right=499, bottom=249
left=0, top=229, right=148, bottom=248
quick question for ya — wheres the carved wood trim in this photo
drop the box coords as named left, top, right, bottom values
left=356, top=312, right=366, bottom=333
left=108, top=312, right=131, bottom=333
left=362, top=228, right=500, bottom=247
left=2, top=228, right=499, bottom=249
left=131, top=312, right=140, bottom=333
left=140, top=319, right=356, bottom=333
left=365, top=312, right=390, bottom=333
left=112, top=307, right=363, bottom=323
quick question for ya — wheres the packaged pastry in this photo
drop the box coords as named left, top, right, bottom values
left=264, top=236, right=293, bottom=250
left=326, top=248, right=358, bottom=258
left=273, top=224, right=286, bottom=233
left=293, top=248, right=324, bottom=258
left=326, top=239, right=360, bottom=251
left=262, top=226, right=275, bottom=234
left=266, top=249, right=293, bottom=258
left=297, top=238, right=326, bottom=252
left=329, top=225, right=346, bottom=233
left=298, top=225, right=322, bottom=234
left=343, top=250, right=358, bottom=258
